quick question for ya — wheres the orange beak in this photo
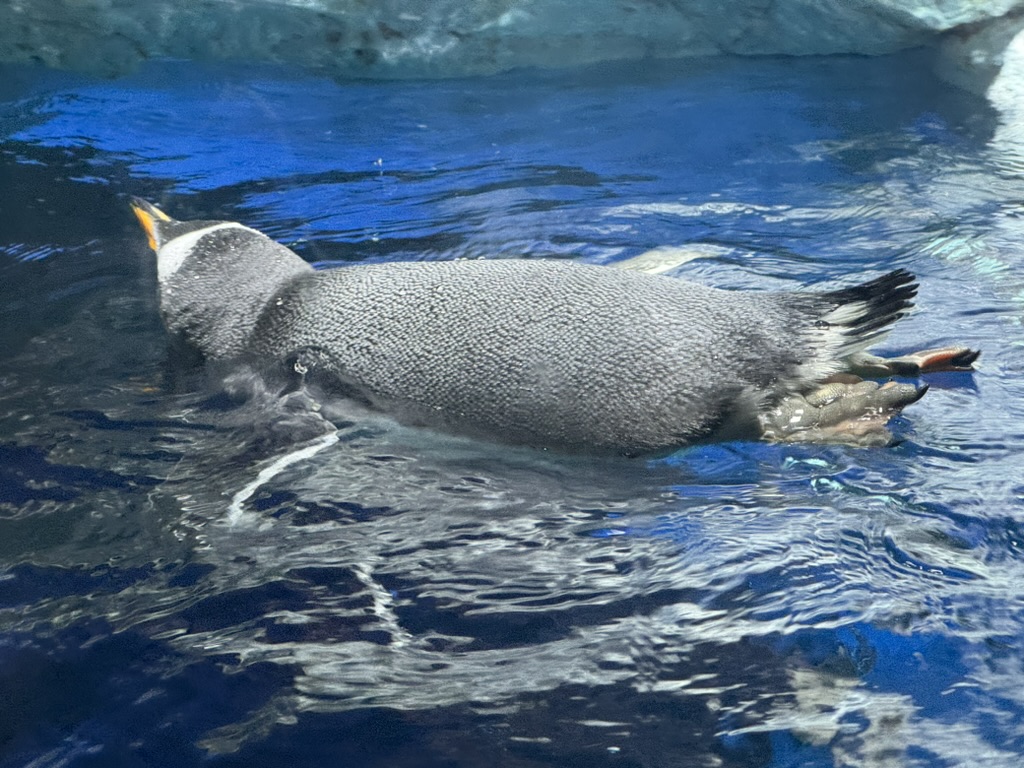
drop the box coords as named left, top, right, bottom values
left=130, top=197, right=171, bottom=252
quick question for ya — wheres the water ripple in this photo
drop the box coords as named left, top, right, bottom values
left=2, top=53, right=1023, bottom=766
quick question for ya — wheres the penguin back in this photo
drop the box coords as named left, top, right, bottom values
left=247, top=259, right=798, bottom=453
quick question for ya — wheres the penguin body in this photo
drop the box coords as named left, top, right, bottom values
left=131, top=199, right=978, bottom=455
left=251, top=259, right=806, bottom=452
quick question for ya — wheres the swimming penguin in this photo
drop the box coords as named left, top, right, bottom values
left=130, top=198, right=979, bottom=456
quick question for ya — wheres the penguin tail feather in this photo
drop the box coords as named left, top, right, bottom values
left=787, top=269, right=918, bottom=384
left=819, top=268, right=917, bottom=354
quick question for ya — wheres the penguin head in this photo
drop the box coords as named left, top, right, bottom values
left=129, top=197, right=314, bottom=360
left=130, top=197, right=249, bottom=284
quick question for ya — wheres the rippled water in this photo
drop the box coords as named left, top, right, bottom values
left=2, top=51, right=1024, bottom=767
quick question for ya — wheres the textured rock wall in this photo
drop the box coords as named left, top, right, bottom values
left=1, top=0, right=1023, bottom=80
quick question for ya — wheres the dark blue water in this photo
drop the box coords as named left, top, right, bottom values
left=2, top=52, right=1024, bottom=767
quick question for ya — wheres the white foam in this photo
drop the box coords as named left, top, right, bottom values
left=226, top=431, right=340, bottom=525
left=157, top=222, right=244, bottom=282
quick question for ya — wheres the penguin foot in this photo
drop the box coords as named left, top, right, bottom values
left=843, top=346, right=980, bottom=378
left=760, top=380, right=927, bottom=447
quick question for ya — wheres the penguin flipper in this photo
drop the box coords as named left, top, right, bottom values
left=758, top=379, right=927, bottom=447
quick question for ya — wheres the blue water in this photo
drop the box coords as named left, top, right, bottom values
left=2, top=52, right=1024, bottom=767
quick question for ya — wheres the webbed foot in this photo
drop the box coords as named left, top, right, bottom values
left=844, top=347, right=980, bottom=378
left=760, top=379, right=927, bottom=447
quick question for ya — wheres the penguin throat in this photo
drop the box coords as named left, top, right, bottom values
left=158, top=223, right=244, bottom=283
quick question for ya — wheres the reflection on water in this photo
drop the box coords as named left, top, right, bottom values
left=2, top=52, right=1024, bottom=767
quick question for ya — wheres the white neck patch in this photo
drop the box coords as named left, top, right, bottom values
left=157, top=222, right=246, bottom=283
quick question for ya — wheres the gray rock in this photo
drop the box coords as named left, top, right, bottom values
left=1, top=1, right=1023, bottom=80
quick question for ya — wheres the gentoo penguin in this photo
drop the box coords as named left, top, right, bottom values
left=131, top=198, right=978, bottom=456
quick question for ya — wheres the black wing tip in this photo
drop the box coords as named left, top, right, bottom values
left=825, top=268, right=919, bottom=340
left=833, top=268, right=918, bottom=302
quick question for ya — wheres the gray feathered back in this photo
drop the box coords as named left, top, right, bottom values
left=248, top=260, right=820, bottom=453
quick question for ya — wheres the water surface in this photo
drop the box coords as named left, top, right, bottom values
left=2, top=52, right=1024, bottom=767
